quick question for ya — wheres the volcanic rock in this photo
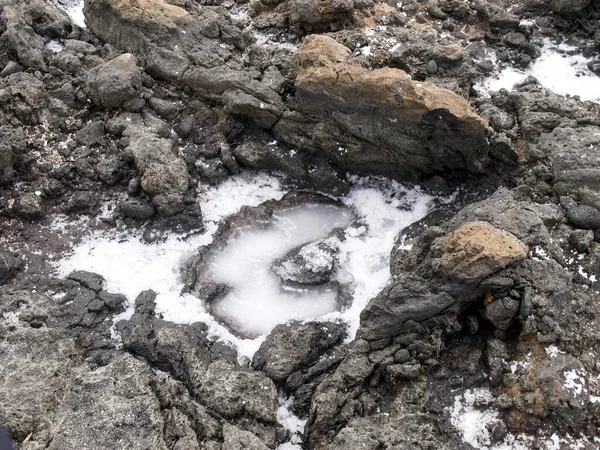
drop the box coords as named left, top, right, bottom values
left=430, top=221, right=529, bottom=282
left=86, top=54, right=142, bottom=108
left=275, top=35, right=490, bottom=177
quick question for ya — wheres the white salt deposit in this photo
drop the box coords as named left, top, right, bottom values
left=52, top=0, right=86, bottom=29
left=276, top=396, right=307, bottom=450
left=46, top=40, right=64, bottom=53
left=450, top=388, right=500, bottom=449
left=56, top=172, right=443, bottom=360
left=449, top=386, right=600, bottom=449
left=253, top=32, right=299, bottom=52
left=208, top=204, right=354, bottom=336
left=482, top=41, right=600, bottom=102
left=326, top=176, right=444, bottom=338
left=564, top=369, right=587, bottom=398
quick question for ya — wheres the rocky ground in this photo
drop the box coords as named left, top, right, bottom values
left=1, top=0, right=600, bottom=449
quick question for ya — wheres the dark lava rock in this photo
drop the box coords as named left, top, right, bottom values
left=119, top=198, right=155, bottom=220
left=66, top=192, right=99, bottom=214
left=570, top=229, right=595, bottom=252
left=96, top=155, right=124, bottom=185
left=484, top=297, right=520, bottom=330
left=75, top=121, right=106, bottom=147
left=0, top=251, right=22, bottom=285
left=252, top=321, right=346, bottom=383
left=195, top=283, right=230, bottom=304
left=566, top=205, right=600, bottom=229
left=148, top=97, right=181, bottom=121
left=13, top=194, right=43, bottom=219
left=86, top=54, right=142, bottom=108
left=67, top=271, right=106, bottom=293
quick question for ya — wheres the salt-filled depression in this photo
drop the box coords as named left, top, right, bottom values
left=204, top=203, right=355, bottom=337
left=55, top=172, right=453, bottom=361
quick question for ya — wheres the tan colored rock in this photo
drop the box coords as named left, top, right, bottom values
left=276, top=35, right=490, bottom=176
left=296, top=35, right=486, bottom=132
left=83, top=0, right=192, bottom=53
left=431, top=221, right=528, bottom=281
left=86, top=53, right=141, bottom=108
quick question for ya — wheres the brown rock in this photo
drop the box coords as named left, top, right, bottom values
left=83, top=0, right=190, bottom=53
left=431, top=221, right=528, bottom=281
left=276, top=35, right=490, bottom=177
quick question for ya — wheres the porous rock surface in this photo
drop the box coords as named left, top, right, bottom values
left=1, top=0, right=600, bottom=448
left=280, top=35, right=490, bottom=176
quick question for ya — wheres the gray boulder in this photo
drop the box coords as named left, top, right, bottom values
left=0, top=7, right=46, bottom=71
left=252, top=321, right=346, bottom=383
left=549, top=0, right=591, bottom=15
left=0, top=126, right=26, bottom=185
left=124, top=130, right=189, bottom=216
left=544, top=126, right=600, bottom=209
left=566, top=205, right=600, bottom=230
left=484, top=297, right=520, bottom=330
left=358, top=273, right=458, bottom=341
left=118, top=291, right=214, bottom=395
left=221, top=423, right=270, bottom=450
left=0, top=72, right=48, bottom=124
left=86, top=54, right=142, bottom=108
left=0, top=308, right=82, bottom=443
left=119, top=197, right=156, bottom=220
left=13, top=193, right=43, bottom=218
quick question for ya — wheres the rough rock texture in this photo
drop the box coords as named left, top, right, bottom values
left=124, top=130, right=190, bottom=216
left=275, top=35, right=490, bottom=177
left=83, top=0, right=193, bottom=55
left=358, top=274, right=457, bottom=341
left=271, top=239, right=339, bottom=286
left=430, top=221, right=529, bottom=282
left=252, top=321, right=346, bottom=383
left=86, top=54, right=142, bottom=108
left=198, top=359, right=278, bottom=424
left=543, top=125, right=600, bottom=209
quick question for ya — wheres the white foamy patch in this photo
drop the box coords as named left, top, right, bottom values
left=564, top=368, right=587, bottom=399
left=46, top=40, right=64, bottom=53
left=450, top=387, right=599, bottom=449
left=360, top=46, right=372, bottom=57
left=482, top=41, right=600, bottom=102
left=56, top=172, right=285, bottom=361
left=253, top=32, right=299, bottom=52
left=52, top=0, right=86, bottom=28
left=545, top=344, right=564, bottom=358
left=56, top=173, right=445, bottom=359
left=276, top=396, right=307, bottom=450
left=2, top=311, right=20, bottom=326
left=208, top=204, right=353, bottom=336
left=450, top=388, right=499, bottom=448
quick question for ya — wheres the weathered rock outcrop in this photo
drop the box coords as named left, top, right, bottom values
left=275, top=35, right=490, bottom=177
left=252, top=321, right=346, bottom=383
left=543, top=125, right=600, bottom=210
left=47, top=354, right=169, bottom=450
left=123, top=129, right=190, bottom=216
left=86, top=54, right=142, bottom=108
left=430, top=221, right=529, bottom=282
left=83, top=0, right=193, bottom=55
